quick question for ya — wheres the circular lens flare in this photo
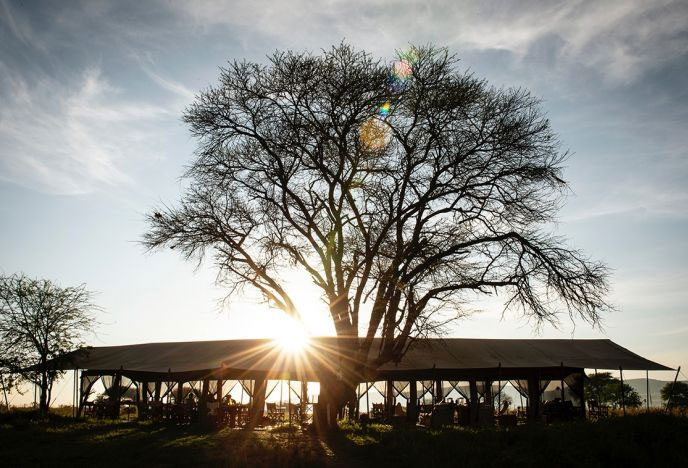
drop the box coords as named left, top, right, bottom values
left=393, top=60, right=412, bottom=80
left=359, top=117, right=391, bottom=150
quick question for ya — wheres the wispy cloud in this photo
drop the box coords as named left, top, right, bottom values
left=654, top=325, right=688, bottom=337
left=165, top=0, right=688, bottom=84
left=0, top=0, right=46, bottom=51
left=0, top=64, right=174, bottom=194
left=129, top=51, right=195, bottom=102
left=563, top=186, right=688, bottom=222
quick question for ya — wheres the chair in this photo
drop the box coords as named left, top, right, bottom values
left=456, top=404, right=471, bottom=426
left=430, top=402, right=455, bottom=428
left=588, top=400, right=609, bottom=419
left=516, top=406, right=527, bottom=422
left=418, top=404, right=434, bottom=426
left=371, top=403, right=385, bottom=420
left=287, top=403, right=301, bottom=424
left=266, top=402, right=284, bottom=424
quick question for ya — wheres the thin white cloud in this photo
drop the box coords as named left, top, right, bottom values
left=563, top=187, right=688, bottom=222
left=0, top=64, right=174, bottom=194
left=143, top=67, right=195, bottom=102
left=129, top=51, right=195, bottom=102
left=164, top=0, right=688, bottom=84
left=654, top=326, right=688, bottom=337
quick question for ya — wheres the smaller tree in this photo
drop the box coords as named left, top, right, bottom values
left=661, top=381, right=688, bottom=409
left=0, top=273, right=98, bottom=417
left=0, top=369, right=16, bottom=411
left=585, top=372, right=642, bottom=408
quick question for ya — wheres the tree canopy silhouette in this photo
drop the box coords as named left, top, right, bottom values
left=661, top=381, right=688, bottom=409
left=585, top=372, right=642, bottom=409
left=144, top=44, right=610, bottom=407
left=0, top=273, right=98, bottom=417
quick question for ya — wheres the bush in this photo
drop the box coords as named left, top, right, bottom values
left=585, top=372, right=642, bottom=408
left=661, top=381, right=688, bottom=408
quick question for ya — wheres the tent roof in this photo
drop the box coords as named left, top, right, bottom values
left=58, top=337, right=671, bottom=379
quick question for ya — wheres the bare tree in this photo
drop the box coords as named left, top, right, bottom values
left=0, top=273, right=98, bottom=417
left=144, top=44, right=610, bottom=413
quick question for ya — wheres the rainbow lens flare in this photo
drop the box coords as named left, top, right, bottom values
left=358, top=49, right=419, bottom=150
left=388, top=48, right=417, bottom=92
left=379, top=101, right=391, bottom=117
left=393, top=60, right=412, bottom=80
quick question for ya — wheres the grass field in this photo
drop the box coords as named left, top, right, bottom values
left=1, top=410, right=687, bottom=467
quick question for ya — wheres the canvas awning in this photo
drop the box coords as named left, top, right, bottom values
left=51, top=337, right=671, bottom=381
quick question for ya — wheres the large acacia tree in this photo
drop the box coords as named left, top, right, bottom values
left=145, top=44, right=610, bottom=409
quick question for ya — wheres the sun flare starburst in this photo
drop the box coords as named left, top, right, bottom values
left=276, top=318, right=309, bottom=354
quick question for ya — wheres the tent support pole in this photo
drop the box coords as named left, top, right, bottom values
left=665, top=366, right=681, bottom=414
left=301, top=380, right=308, bottom=424
left=116, top=370, right=124, bottom=420
left=200, top=378, right=209, bottom=423
left=497, top=363, right=502, bottom=418
left=288, top=380, right=292, bottom=425
left=593, top=368, right=601, bottom=412
left=408, top=380, right=418, bottom=424
left=386, top=379, right=394, bottom=420
left=435, top=379, right=443, bottom=404
left=619, top=366, right=626, bottom=416
left=527, top=374, right=540, bottom=423
left=469, top=379, right=478, bottom=426
left=72, top=369, right=76, bottom=417
left=646, top=370, right=650, bottom=412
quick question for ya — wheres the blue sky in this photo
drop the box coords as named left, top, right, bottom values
left=1, top=0, right=687, bottom=404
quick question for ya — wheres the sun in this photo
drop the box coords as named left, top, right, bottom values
left=276, top=317, right=309, bottom=354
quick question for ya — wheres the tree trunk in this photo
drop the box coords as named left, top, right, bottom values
left=39, top=371, right=49, bottom=418
left=317, top=376, right=357, bottom=430
left=314, top=336, right=364, bottom=429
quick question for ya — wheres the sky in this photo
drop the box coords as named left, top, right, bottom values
left=1, top=0, right=687, bottom=405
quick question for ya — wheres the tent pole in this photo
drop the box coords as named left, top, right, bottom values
left=75, top=369, right=79, bottom=417
left=665, top=366, right=681, bottom=414
left=301, top=380, right=307, bottom=424
left=594, top=368, right=600, bottom=408
left=619, top=366, right=626, bottom=416
left=646, top=370, right=650, bottom=412
left=356, top=382, right=360, bottom=418
left=73, top=369, right=77, bottom=417
left=288, top=380, right=292, bottom=425
left=497, top=362, right=502, bottom=417
left=408, top=380, right=418, bottom=424
left=387, top=379, right=395, bottom=419
left=469, top=379, right=479, bottom=425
